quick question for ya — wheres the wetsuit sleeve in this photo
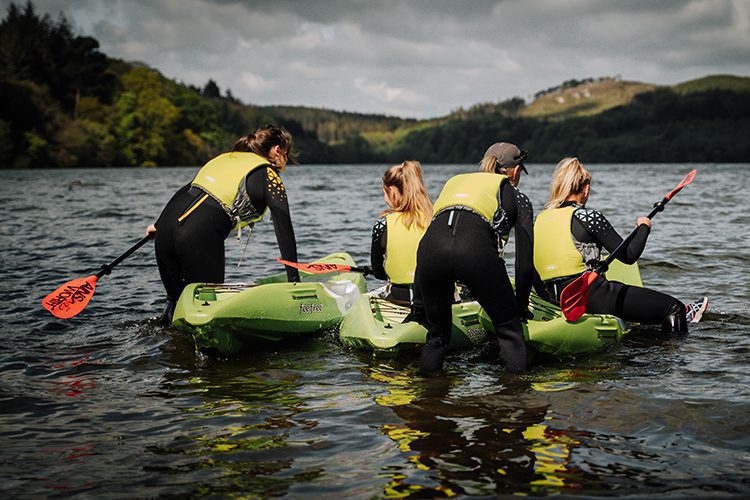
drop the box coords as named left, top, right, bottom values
left=370, top=217, right=388, bottom=280
left=572, top=208, right=650, bottom=264
left=500, top=182, right=534, bottom=311
left=263, top=167, right=300, bottom=282
left=154, top=183, right=191, bottom=228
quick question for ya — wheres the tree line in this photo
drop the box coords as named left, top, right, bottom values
left=1, top=1, right=748, bottom=168
left=388, top=88, right=750, bottom=163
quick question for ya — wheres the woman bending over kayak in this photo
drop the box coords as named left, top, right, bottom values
left=147, top=125, right=299, bottom=325
left=370, top=160, right=433, bottom=302
left=533, top=157, right=707, bottom=333
left=412, top=142, right=535, bottom=375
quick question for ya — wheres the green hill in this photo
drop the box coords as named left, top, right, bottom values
left=1, top=2, right=748, bottom=167
left=520, top=78, right=657, bottom=120
left=359, top=74, right=750, bottom=156
left=448, top=75, right=750, bottom=123
left=673, top=74, right=750, bottom=94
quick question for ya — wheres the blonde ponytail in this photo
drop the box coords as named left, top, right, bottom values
left=544, top=157, right=592, bottom=210
left=381, top=160, right=433, bottom=230
left=479, top=156, right=514, bottom=176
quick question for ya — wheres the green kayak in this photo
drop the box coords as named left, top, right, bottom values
left=339, top=260, right=642, bottom=359
left=173, top=252, right=367, bottom=354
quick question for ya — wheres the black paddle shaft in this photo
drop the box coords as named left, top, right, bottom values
left=595, top=195, right=673, bottom=274
left=351, top=266, right=372, bottom=276
left=95, top=235, right=151, bottom=278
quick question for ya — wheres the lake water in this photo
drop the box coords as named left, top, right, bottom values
left=1, top=163, right=749, bottom=497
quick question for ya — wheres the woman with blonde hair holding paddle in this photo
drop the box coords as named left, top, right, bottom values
left=370, top=160, right=433, bottom=302
left=533, top=157, right=707, bottom=333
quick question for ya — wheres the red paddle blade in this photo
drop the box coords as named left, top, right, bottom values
left=276, top=258, right=353, bottom=274
left=42, top=275, right=99, bottom=319
left=665, top=169, right=696, bottom=200
left=560, top=271, right=599, bottom=322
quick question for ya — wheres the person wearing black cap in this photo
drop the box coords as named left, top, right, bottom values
left=410, top=141, right=534, bottom=375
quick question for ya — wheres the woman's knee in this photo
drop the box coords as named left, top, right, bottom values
left=661, top=299, right=687, bottom=335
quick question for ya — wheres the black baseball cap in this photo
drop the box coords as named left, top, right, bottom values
left=484, top=142, right=528, bottom=174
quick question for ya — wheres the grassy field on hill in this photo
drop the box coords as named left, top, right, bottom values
left=520, top=78, right=657, bottom=120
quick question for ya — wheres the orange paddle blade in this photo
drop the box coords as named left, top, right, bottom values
left=559, top=271, right=599, bottom=322
left=276, top=258, right=354, bottom=274
left=665, top=169, right=696, bottom=201
left=42, top=275, right=99, bottom=319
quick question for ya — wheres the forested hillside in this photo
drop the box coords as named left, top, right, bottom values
left=0, top=2, right=358, bottom=167
left=1, top=2, right=748, bottom=168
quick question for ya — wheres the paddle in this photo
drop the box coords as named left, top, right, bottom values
left=276, top=258, right=372, bottom=276
left=559, top=169, right=697, bottom=322
left=42, top=235, right=151, bottom=319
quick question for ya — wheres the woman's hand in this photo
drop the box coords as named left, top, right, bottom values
left=146, top=224, right=157, bottom=239
left=636, top=216, right=652, bottom=229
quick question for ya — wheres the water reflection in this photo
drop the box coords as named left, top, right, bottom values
left=362, top=359, right=586, bottom=497
left=151, top=339, right=309, bottom=497
left=47, top=355, right=100, bottom=398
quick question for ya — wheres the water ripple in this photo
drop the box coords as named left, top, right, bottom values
left=1, top=164, right=749, bottom=497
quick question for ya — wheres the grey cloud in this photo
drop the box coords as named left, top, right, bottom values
left=1, top=0, right=747, bottom=118
left=209, top=0, right=499, bottom=25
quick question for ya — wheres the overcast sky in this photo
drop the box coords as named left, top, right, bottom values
left=6, top=0, right=749, bottom=118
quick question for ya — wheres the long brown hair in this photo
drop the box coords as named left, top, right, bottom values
left=381, top=160, right=433, bottom=230
left=232, top=125, right=295, bottom=163
left=544, top=157, right=592, bottom=209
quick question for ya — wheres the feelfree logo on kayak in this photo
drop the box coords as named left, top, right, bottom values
left=299, top=303, right=324, bottom=315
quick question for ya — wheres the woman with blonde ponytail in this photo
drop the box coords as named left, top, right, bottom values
left=543, top=157, right=592, bottom=210
left=534, top=157, right=707, bottom=334
left=370, top=160, right=433, bottom=301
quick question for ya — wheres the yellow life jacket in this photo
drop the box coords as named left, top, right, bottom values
left=432, top=172, right=506, bottom=222
left=191, top=152, right=270, bottom=229
left=384, top=212, right=426, bottom=285
left=534, top=206, right=585, bottom=281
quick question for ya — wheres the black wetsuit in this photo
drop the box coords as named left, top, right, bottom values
left=538, top=201, right=686, bottom=334
left=154, top=166, right=299, bottom=322
left=414, top=181, right=534, bottom=374
left=370, top=217, right=413, bottom=302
